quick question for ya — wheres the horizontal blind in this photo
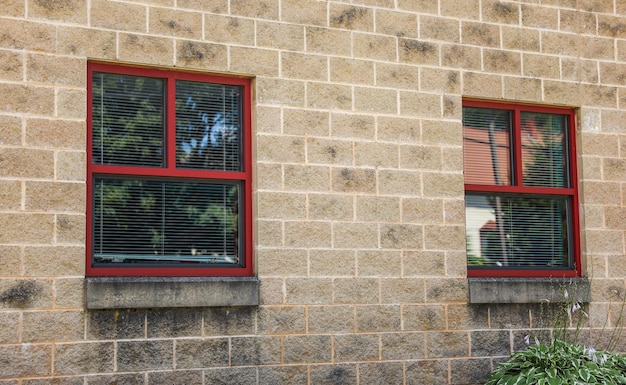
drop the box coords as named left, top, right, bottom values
left=521, top=112, right=568, bottom=188
left=92, top=72, right=164, bottom=167
left=465, top=194, right=569, bottom=268
left=93, top=177, right=240, bottom=265
left=176, top=81, right=242, bottom=171
left=462, top=107, right=512, bottom=186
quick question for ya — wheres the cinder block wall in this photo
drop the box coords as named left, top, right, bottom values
left=1, top=0, right=625, bottom=384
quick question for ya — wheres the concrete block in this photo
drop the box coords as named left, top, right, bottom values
left=231, top=336, right=281, bottom=365
left=0, top=345, right=51, bottom=379
left=359, top=361, right=404, bottom=385
left=204, top=367, right=257, bottom=385
left=117, top=340, right=173, bottom=371
left=334, top=334, right=379, bottom=362
left=381, top=332, right=426, bottom=360
left=146, top=308, right=203, bottom=338
left=258, top=365, right=308, bottom=384
left=54, top=342, right=114, bottom=375
left=329, top=4, right=373, bottom=31
left=309, top=364, right=357, bottom=385
left=87, top=309, right=145, bottom=340
left=308, top=305, right=355, bottom=333
left=283, top=334, right=332, bottom=363
left=175, top=338, right=229, bottom=368
left=148, top=8, right=203, bottom=40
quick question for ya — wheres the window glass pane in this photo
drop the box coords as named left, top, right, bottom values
left=521, top=112, right=568, bottom=188
left=463, top=107, right=512, bottom=186
left=176, top=81, right=242, bottom=171
left=92, top=72, right=164, bottom=166
left=93, top=177, right=241, bottom=266
left=465, top=194, right=569, bottom=268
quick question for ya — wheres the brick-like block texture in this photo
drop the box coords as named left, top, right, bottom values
left=1, top=0, right=625, bottom=384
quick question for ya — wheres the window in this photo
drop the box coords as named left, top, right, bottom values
left=87, top=63, right=252, bottom=277
left=463, top=100, right=580, bottom=277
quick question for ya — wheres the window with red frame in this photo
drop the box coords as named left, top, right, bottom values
left=463, top=100, right=580, bottom=277
left=87, top=63, right=252, bottom=277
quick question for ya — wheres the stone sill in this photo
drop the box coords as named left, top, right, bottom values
left=86, top=276, right=259, bottom=309
left=468, top=277, right=590, bottom=304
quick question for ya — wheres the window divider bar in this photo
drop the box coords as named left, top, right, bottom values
left=513, top=107, right=524, bottom=186
left=166, top=74, right=177, bottom=170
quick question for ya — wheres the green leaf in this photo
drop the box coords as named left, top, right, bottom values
left=546, top=378, right=560, bottom=385
left=579, top=367, right=591, bottom=382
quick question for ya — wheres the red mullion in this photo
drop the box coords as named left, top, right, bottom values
left=89, top=62, right=171, bottom=80
left=464, top=183, right=575, bottom=196
left=512, top=106, right=524, bottom=187
left=463, top=99, right=513, bottom=110
left=90, top=164, right=246, bottom=181
left=166, top=73, right=177, bottom=171
left=175, top=70, right=250, bottom=88
left=566, top=110, right=582, bottom=277
left=241, top=79, right=253, bottom=275
left=86, top=64, right=95, bottom=277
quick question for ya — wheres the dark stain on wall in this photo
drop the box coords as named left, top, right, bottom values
left=35, top=0, right=72, bottom=10
left=443, top=96, right=457, bottom=117
left=0, top=280, right=41, bottom=306
left=401, top=40, right=435, bottom=55
left=493, top=1, right=515, bottom=16
left=180, top=41, right=205, bottom=59
left=599, top=21, right=626, bottom=37
left=448, top=72, right=459, bottom=85
left=332, top=7, right=366, bottom=28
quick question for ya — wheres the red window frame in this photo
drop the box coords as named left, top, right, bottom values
left=463, top=99, right=581, bottom=278
left=86, top=62, right=253, bottom=277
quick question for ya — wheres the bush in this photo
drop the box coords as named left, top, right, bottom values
left=485, top=339, right=626, bottom=384
left=486, top=289, right=626, bottom=385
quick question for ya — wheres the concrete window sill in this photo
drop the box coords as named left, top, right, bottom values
left=468, top=277, right=590, bottom=304
left=86, top=276, right=259, bottom=309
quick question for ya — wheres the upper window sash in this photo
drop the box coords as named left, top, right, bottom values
left=87, top=63, right=252, bottom=179
left=463, top=101, right=576, bottom=194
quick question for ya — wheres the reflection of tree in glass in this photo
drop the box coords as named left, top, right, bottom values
left=176, top=81, right=241, bottom=171
left=91, top=74, right=243, bottom=265
left=92, top=73, right=164, bottom=166
left=94, top=178, right=240, bottom=264
left=521, top=113, right=566, bottom=188
left=481, top=196, right=567, bottom=267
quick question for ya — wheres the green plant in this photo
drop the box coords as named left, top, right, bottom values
left=486, top=288, right=626, bottom=385
left=485, top=339, right=626, bottom=385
